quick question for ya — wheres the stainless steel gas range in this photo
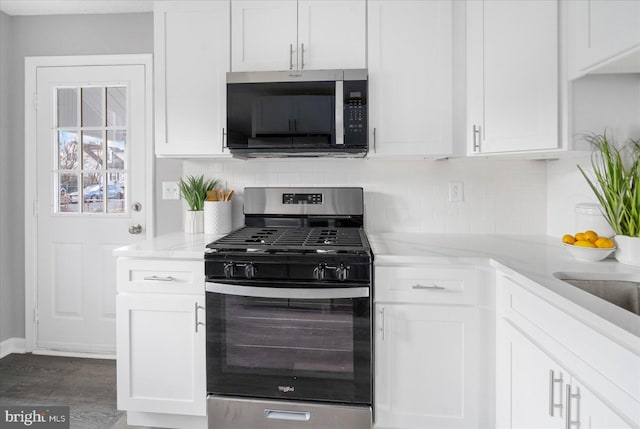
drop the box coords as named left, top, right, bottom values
left=204, top=187, right=373, bottom=429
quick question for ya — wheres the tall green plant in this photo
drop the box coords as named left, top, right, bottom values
left=178, top=175, right=219, bottom=211
left=577, top=132, right=640, bottom=237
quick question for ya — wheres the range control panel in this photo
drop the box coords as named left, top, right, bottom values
left=283, top=193, right=324, bottom=205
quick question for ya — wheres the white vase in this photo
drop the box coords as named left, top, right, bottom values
left=614, top=235, right=640, bottom=267
left=204, top=201, right=232, bottom=235
left=184, top=210, right=204, bottom=234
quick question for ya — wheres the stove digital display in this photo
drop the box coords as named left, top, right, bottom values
left=282, top=193, right=323, bottom=205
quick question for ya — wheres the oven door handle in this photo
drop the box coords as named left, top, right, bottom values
left=206, top=282, right=369, bottom=299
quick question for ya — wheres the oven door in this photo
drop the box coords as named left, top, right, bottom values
left=205, top=282, right=371, bottom=405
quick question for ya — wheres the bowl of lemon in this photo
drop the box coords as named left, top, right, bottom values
left=561, top=230, right=616, bottom=262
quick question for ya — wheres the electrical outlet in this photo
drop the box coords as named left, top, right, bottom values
left=448, top=182, right=464, bottom=202
left=162, top=181, right=180, bottom=200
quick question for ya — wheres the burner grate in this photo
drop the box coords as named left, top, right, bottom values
left=209, top=227, right=366, bottom=251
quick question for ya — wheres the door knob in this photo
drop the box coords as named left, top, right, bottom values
left=128, top=224, right=143, bottom=235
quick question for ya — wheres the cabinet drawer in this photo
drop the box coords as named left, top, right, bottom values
left=375, top=266, right=479, bottom=305
left=117, top=258, right=204, bottom=294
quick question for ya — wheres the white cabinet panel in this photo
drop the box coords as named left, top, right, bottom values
left=574, top=380, right=634, bottom=429
left=231, top=0, right=365, bottom=71
left=231, top=0, right=299, bottom=71
left=467, top=0, right=559, bottom=154
left=154, top=1, right=230, bottom=157
left=375, top=304, right=479, bottom=429
left=116, top=293, right=206, bottom=416
left=298, top=0, right=366, bottom=70
left=497, top=321, right=565, bottom=429
left=567, top=0, right=640, bottom=78
left=368, top=0, right=453, bottom=156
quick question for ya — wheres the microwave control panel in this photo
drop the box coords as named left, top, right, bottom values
left=343, top=80, right=368, bottom=147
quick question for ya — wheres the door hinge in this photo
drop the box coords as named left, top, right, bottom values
left=32, top=200, right=38, bottom=216
left=34, top=308, right=39, bottom=325
left=32, top=93, right=38, bottom=111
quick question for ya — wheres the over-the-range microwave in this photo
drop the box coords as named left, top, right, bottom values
left=225, top=69, right=368, bottom=158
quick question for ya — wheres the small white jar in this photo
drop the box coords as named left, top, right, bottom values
left=575, top=203, right=615, bottom=237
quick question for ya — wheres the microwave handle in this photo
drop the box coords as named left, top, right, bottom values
left=335, top=80, right=344, bottom=145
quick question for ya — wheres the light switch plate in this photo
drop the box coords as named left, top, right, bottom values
left=162, top=181, right=180, bottom=200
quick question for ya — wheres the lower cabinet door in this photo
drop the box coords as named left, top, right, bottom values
left=375, top=304, right=480, bottom=429
left=570, top=380, right=633, bottom=429
left=498, top=321, right=565, bottom=429
left=116, top=293, right=206, bottom=416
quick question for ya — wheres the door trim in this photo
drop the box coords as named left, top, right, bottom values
left=24, top=54, right=154, bottom=354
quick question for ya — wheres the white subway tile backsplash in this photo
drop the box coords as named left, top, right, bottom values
left=183, top=158, right=547, bottom=234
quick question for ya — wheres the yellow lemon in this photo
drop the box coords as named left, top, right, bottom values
left=562, top=234, right=576, bottom=244
left=574, top=240, right=596, bottom=248
left=574, top=232, right=586, bottom=242
left=595, top=237, right=614, bottom=248
left=584, top=230, right=598, bottom=242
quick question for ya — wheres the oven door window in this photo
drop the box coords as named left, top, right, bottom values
left=206, top=292, right=371, bottom=405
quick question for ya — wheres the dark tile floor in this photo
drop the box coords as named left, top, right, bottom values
left=0, top=353, right=148, bottom=429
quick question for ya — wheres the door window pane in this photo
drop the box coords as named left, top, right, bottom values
left=57, top=88, right=77, bottom=128
left=58, top=173, right=79, bottom=213
left=82, top=173, right=104, bottom=213
left=82, top=130, right=103, bottom=170
left=58, top=130, right=79, bottom=170
left=106, top=87, right=126, bottom=126
left=81, top=87, right=104, bottom=127
left=54, top=85, right=127, bottom=215
left=107, top=173, right=125, bottom=214
left=107, top=130, right=126, bottom=169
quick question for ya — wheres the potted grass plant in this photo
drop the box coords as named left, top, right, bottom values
left=178, top=175, right=219, bottom=233
left=577, top=131, right=640, bottom=266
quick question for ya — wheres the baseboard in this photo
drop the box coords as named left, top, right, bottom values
left=32, top=349, right=115, bottom=360
left=0, top=337, right=26, bottom=359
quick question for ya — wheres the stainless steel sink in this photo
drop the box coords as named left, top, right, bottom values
left=553, top=273, right=640, bottom=316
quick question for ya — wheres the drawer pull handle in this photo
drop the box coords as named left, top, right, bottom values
left=143, top=275, right=174, bottom=282
left=412, top=284, right=445, bottom=291
left=549, top=370, right=563, bottom=416
left=195, top=302, right=205, bottom=333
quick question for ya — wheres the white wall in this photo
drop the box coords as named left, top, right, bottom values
left=547, top=73, right=640, bottom=237
left=182, top=157, right=548, bottom=234
left=1, top=12, right=164, bottom=342
left=0, top=11, right=14, bottom=343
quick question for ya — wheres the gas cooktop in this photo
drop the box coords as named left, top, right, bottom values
left=206, top=226, right=370, bottom=254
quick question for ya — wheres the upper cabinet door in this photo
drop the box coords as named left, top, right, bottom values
left=297, top=0, right=366, bottom=70
left=567, top=0, right=640, bottom=78
left=467, top=0, right=559, bottom=154
left=368, top=0, right=453, bottom=156
left=231, top=0, right=298, bottom=71
left=154, top=1, right=230, bottom=157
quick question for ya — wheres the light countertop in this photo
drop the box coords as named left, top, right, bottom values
left=113, top=231, right=640, bottom=347
left=113, top=232, right=225, bottom=259
left=369, top=233, right=640, bottom=347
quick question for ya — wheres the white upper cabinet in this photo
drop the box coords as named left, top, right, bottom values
left=297, top=1, right=366, bottom=70
left=368, top=0, right=453, bottom=156
left=231, top=0, right=298, bottom=71
left=467, top=0, right=559, bottom=154
left=567, top=0, right=640, bottom=78
left=231, top=0, right=366, bottom=71
left=154, top=1, right=230, bottom=158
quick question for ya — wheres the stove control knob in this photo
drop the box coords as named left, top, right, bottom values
left=223, top=262, right=235, bottom=278
left=313, top=264, right=326, bottom=281
left=244, top=263, right=257, bottom=279
left=335, top=264, right=350, bottom=282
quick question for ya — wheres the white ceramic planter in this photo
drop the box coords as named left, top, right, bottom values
left=204, top=201, right=232, bottom=235
left=614, top=235, right=640, bottom=267
left=184, top=210, right=204, bottom=234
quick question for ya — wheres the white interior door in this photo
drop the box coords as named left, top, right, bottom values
left=35, top=64, right=148, bottom=355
